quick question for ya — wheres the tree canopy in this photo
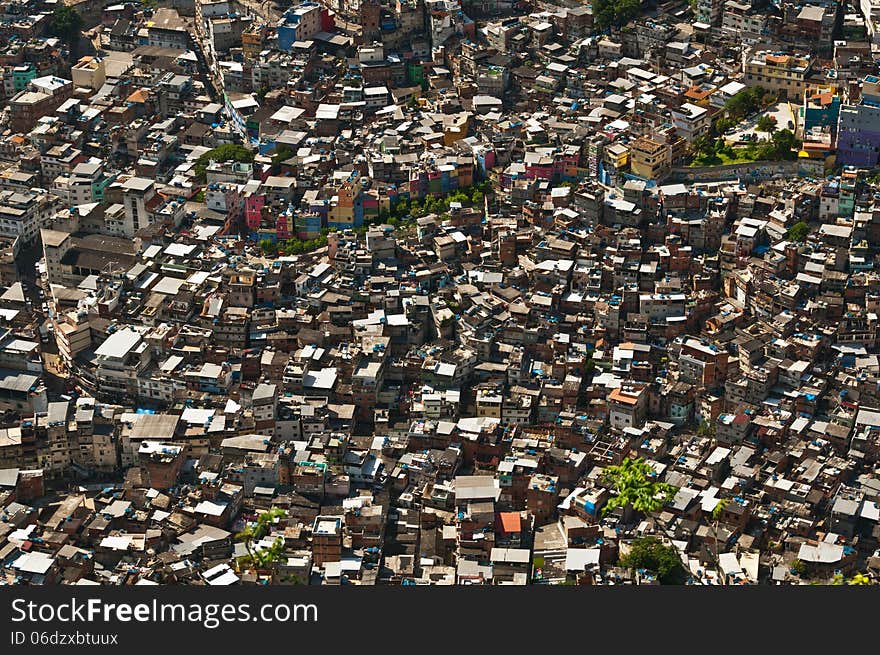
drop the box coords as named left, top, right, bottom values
left=724, top=87, right=767, bottom=120
left=259, top=235, right=330, bottom=257
left=250, top=537, right=285, bottom=569
left=601, top=456, right=677, bottom=517
left=48, top=6, right=83, bottom=44
left=258, top=180, right=494, bottom=254
left=696, top=419, right=716, bottom=437
left=756, top=115, right=778, bottom=133
left=280, top=234, right=328, bottom=256
left=593, top=0, right=642, bottom=30
left=693, top=128, right=800, bottom=166
left=235, top=507, right=286, bottom=570
left=762, top=128, right=799, bottom=160
left=786, top=221, right=811, bottom=243
left=620, top=537, right=687, bottom=584
left=374, top=181, right=492, bottom=226
left=194, top=144, right=255, bottom=180
left=259, top=239, right=278, bottom=257
left=271, top=144, right=295, bottom=171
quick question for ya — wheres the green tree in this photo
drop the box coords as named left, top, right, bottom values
left=48, top=6, right=84, bottom=44
left=713, top=116, right=736, bottom=135
left=724, top=87, right=765, bottom=120
left=696, top=420, right=716, bottom=436
left=756, top=115, right=778, bottom=133
left=271, top=144, right=295, bottom=170
left=593, top=0, right=616, bottom=30
left=593, top=0, right=642, bottom=30
left=770, top=128, right=798, bottom=159
left=711, top=498, right=730, bottom=567
left=259, top=239, right=277, bottom=257
left=474, top=180, right=492, bottom=195
left=787, top=221, right=811, bottom=243
left=583, top=348, right=596, bottom=377
left=280, top=234, right=327, bottom=255
left=448, top=190, right=470, bottom=205
left=194, top=144, right=255, bottom=181
left=619, top=537, right=687, bottom=584
left=601, top=456, right=677, bottom=519
left=235, top=507, right=286, bottom=568
left=691, top=134, right=720, bottom=164
left=754, top=129, right=799, bottom=161
left=252, top=537, right=286, bottom=570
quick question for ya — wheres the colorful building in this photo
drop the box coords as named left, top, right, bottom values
left=801, top=87, right=840, bottom=134
left=276, top=3, right=328, bottom=52
left=328, top=172, right=364, bottom=230
left=243, top=180, right=265, bottom=231
left=836, top=103, right=880, bottom=168
left=295, top=213, right=323, bottom=239
left=12, top=64, right=36, bottom=92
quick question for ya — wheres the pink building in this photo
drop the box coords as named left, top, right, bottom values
left=244, top=186, right=265, bottom=231
left=276, top=212, right=292, bottom=240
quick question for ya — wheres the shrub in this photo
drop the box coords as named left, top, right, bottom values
left=619, top=537, right=687, bottom=585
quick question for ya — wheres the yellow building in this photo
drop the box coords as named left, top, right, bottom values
left=744, top=51, right=813, bottom=99
left=328, top=172, right=364, bottom=228
left=71, top=56, right=106, bottom=91
left=604, top=143, right=629, bottom=169
left=242, top=25, right=268, bottom=60
left=629, top=137, right=671, bottom=181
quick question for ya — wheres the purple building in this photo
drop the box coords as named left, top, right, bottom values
left=836, top=104, right=880, bottom=168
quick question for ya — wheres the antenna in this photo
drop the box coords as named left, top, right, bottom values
left=103, top=261, right=123, bottom=278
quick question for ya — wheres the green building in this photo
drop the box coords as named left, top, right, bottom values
left=12, top=64, right=36, bottom=92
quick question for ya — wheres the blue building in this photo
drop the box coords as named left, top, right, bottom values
left=802, top=88, right=840, bottom=133
left=276, top=3, right=324, bottom=52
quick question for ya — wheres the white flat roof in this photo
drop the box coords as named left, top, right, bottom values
left=95, top=327, right=141, bottom=358
left=13, top=551, right=55, bottom=574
